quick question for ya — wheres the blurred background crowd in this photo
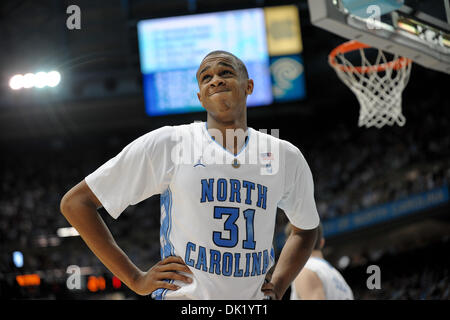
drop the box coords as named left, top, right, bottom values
left=1, top=81, right=448, bottom=299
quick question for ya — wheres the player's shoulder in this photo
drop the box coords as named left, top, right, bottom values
left=138, top=122, right=200, bottom=145
left=251, top=128, right=307, bottom=167
left=133, top=125, right=174, bottom=146
left=251, top=128, right=301, bottom=153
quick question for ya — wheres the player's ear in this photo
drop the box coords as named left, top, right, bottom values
left=245, top=79, right=254, bottom=95
left=320, top=238, right=325, bottom=249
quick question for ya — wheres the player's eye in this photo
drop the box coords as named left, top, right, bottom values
left=201, top=74, right=211, bottom=82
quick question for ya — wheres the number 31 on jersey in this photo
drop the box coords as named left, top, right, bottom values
left=213, top=206, right=256, bottom=250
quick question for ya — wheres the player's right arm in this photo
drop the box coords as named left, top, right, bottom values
left=267, top=141, right=321, bottom=299
left=60, top=179, right=192, bottom=296
left=294, top=268, right=326, bottom=300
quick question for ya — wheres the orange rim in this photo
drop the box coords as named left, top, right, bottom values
left=329, top=40, right=412, bottom=73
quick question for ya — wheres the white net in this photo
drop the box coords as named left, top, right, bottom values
left=330, top=44, right=412, bottom=128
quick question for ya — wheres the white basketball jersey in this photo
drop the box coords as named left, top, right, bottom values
left=85, top=122, right=320, bottom=300
left=290, top=257, right=354, bottom=300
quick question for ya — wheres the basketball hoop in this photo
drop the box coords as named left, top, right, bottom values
left=329, top=40, right=412, bottom=128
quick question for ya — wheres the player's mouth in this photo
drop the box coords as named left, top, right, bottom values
left=209, top=88, right=230, bottom=96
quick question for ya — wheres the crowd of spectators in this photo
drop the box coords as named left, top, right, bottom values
left=343, top=237, right=450, bottom=300
left=0, top=142, right=161, bottom=276
left=0, top=88, right=448, bottom=299
left=305, top=93, right=450, bottom=220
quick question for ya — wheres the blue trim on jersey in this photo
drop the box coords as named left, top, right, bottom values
left=152, top=187, right=175, bottom=300
left=160, top=187, right=175, bottom=257
left=204, top=122, right=251, bottom=157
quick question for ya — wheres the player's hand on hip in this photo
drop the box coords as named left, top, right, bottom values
left=132, top=256, right=193, bottom=296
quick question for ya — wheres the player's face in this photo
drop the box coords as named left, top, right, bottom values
left=196, top=54, right=253, bottom=123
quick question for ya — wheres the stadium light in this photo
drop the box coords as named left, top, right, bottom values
left=9, top=74, right=24, bottom=90
left=12, top=251, right=24, bottom=268
left=87, top=276, right=106, bottom=292
left=8, top=71, right=61, bottom=90
left=47, top=71, right=61, bottom=87
left=34, top=72, right=48, bottom=88
left=23, top=73, right=36, bottom=88
left=112, top=276, right=122, bottom=289
left=338, top=256, right=350, bottom=269
left=16, top=274, right=41, bottom=287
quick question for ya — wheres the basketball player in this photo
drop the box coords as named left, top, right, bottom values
left=60, top=50, right=320, bottom=300
left=287, top=222, right=354, bottom=300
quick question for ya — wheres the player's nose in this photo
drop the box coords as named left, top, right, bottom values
left=209, top=74, right=225, bottom=87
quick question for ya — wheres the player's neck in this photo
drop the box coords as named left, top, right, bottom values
left=206, top=116, right=247, bottom=132
left=206, top=117, right=248, bottom=155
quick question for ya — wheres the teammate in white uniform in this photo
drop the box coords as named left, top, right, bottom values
left=289, top=223, right=354, bottom=300
left=60, top=51, right=320, bottom=300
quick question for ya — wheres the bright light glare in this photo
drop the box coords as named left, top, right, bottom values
left=23, top=73, right=36, bottom=88
left=338, top=256, right=350, bottom=269
left=9, top=70, right=61, bottom=90
left=47, top=71, right=61, bottom=87
left=34, top=72, right=48, bottom=88
left=9, top=74, right=24, bottom=90
left=13, top=251, right=24, bottom=268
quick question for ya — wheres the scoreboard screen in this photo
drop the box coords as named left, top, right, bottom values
left=137, top=6, right=306, bottom=116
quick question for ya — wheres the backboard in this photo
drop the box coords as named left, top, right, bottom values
left=308, top=0, right=450, bottom=74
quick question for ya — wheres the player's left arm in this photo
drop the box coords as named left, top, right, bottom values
left=262, top=224, right=317, bottom=300
left=263, top=143, right=319, bottom=299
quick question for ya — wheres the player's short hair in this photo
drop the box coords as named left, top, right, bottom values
left=313, top=222, right=324, bottom=251
left=200, top=50, right=249, bottom=79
